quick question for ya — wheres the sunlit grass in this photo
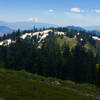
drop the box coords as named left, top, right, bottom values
left=0, top=69, right=99, bottom=100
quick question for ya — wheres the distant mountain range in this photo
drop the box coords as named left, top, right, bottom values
left=66, top=26, right=100, bottom=35
left=84, top=26, right=100, bottom=31
left=67, top=26, right=85, bottom=31
left=0, top=26, right=13, bottom=35
left=0, top=21, right=57, bottom=30
left=0, top=21, right=58, bottom=35
left=66, top=25, right=100, bottom=31
left=1, top=20, right=100, bottom=35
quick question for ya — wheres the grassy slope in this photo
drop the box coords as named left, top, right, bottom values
left=84, top=42, right=97, bottom=55
left=56, top=36, right=97, bottom=54
left=0, top=69, right=100, bottom=100
left=96, top=41, right=100, bottom=52
left=56, top=36, right=77, bottom=49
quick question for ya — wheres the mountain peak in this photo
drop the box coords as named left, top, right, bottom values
left=67, top=26, right=85, bottom=31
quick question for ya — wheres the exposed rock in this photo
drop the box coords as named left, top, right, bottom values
left=0, top=97, right=5, bottom=100
left=51, top=81, right=61, bottom=86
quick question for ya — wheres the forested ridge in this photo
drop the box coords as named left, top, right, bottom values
left=0, top=27, right=100, bottom=85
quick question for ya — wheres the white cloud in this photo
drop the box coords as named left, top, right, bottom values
left=71, top=8, right=81, bottom=13
left=95, top=10, right=100, bottom=13
left=70, top=8, right=100, bottom=13
left=27, top=17, right=38, bottom=22
left=49, top=9, right=55, bottom=13
left=64, top=11, right=100, bottom=26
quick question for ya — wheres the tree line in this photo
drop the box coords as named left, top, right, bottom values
left=0, top=27, right=100, bottom=85
left=0, top=35, right=100, bottom=85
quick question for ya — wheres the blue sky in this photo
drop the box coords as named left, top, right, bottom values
left=0, top=0, right=100, bottom=26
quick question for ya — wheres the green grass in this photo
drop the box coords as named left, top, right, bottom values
left=84, top=42, right=97, bottom=55
left=95, top=41, right=100, bottom=52
left=56, top=37, right=77, bottom=49
left=0, top=69, right=100, bottom=100
left=56, top=37, right=97, bottom=55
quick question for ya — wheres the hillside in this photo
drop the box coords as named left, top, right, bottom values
left=0, top=28, right=98, bottom=51
left=0, top=28, right=100, bottom=100
left=56, top=37, right=97, bottom=55
left=0, top=68, right=100, bottom=100
left=0, top=28, right=100, bottom=85
left=56, top=36, right=77, bottom=49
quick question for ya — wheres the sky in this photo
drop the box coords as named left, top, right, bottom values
left=0, top=0, right=100, bottom=26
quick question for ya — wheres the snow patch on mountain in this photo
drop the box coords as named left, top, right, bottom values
left=77, top=32, right=80, bottom=35
left=55, top=32, right=65, bottom=35
left=20, top=33, right=29, bottom=39
left=92, top=36, right=100, bottom=41
left=0, top=41, right=3, bottom=45
left=38, top=34, right=49, bottom=43
left=80, top=38, right=83, bottom=41
left=0, top=39, right=15, bottom=46
left=20, top=29, right=53, bottom=40
left=0, top=29, right=65, bottom=46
